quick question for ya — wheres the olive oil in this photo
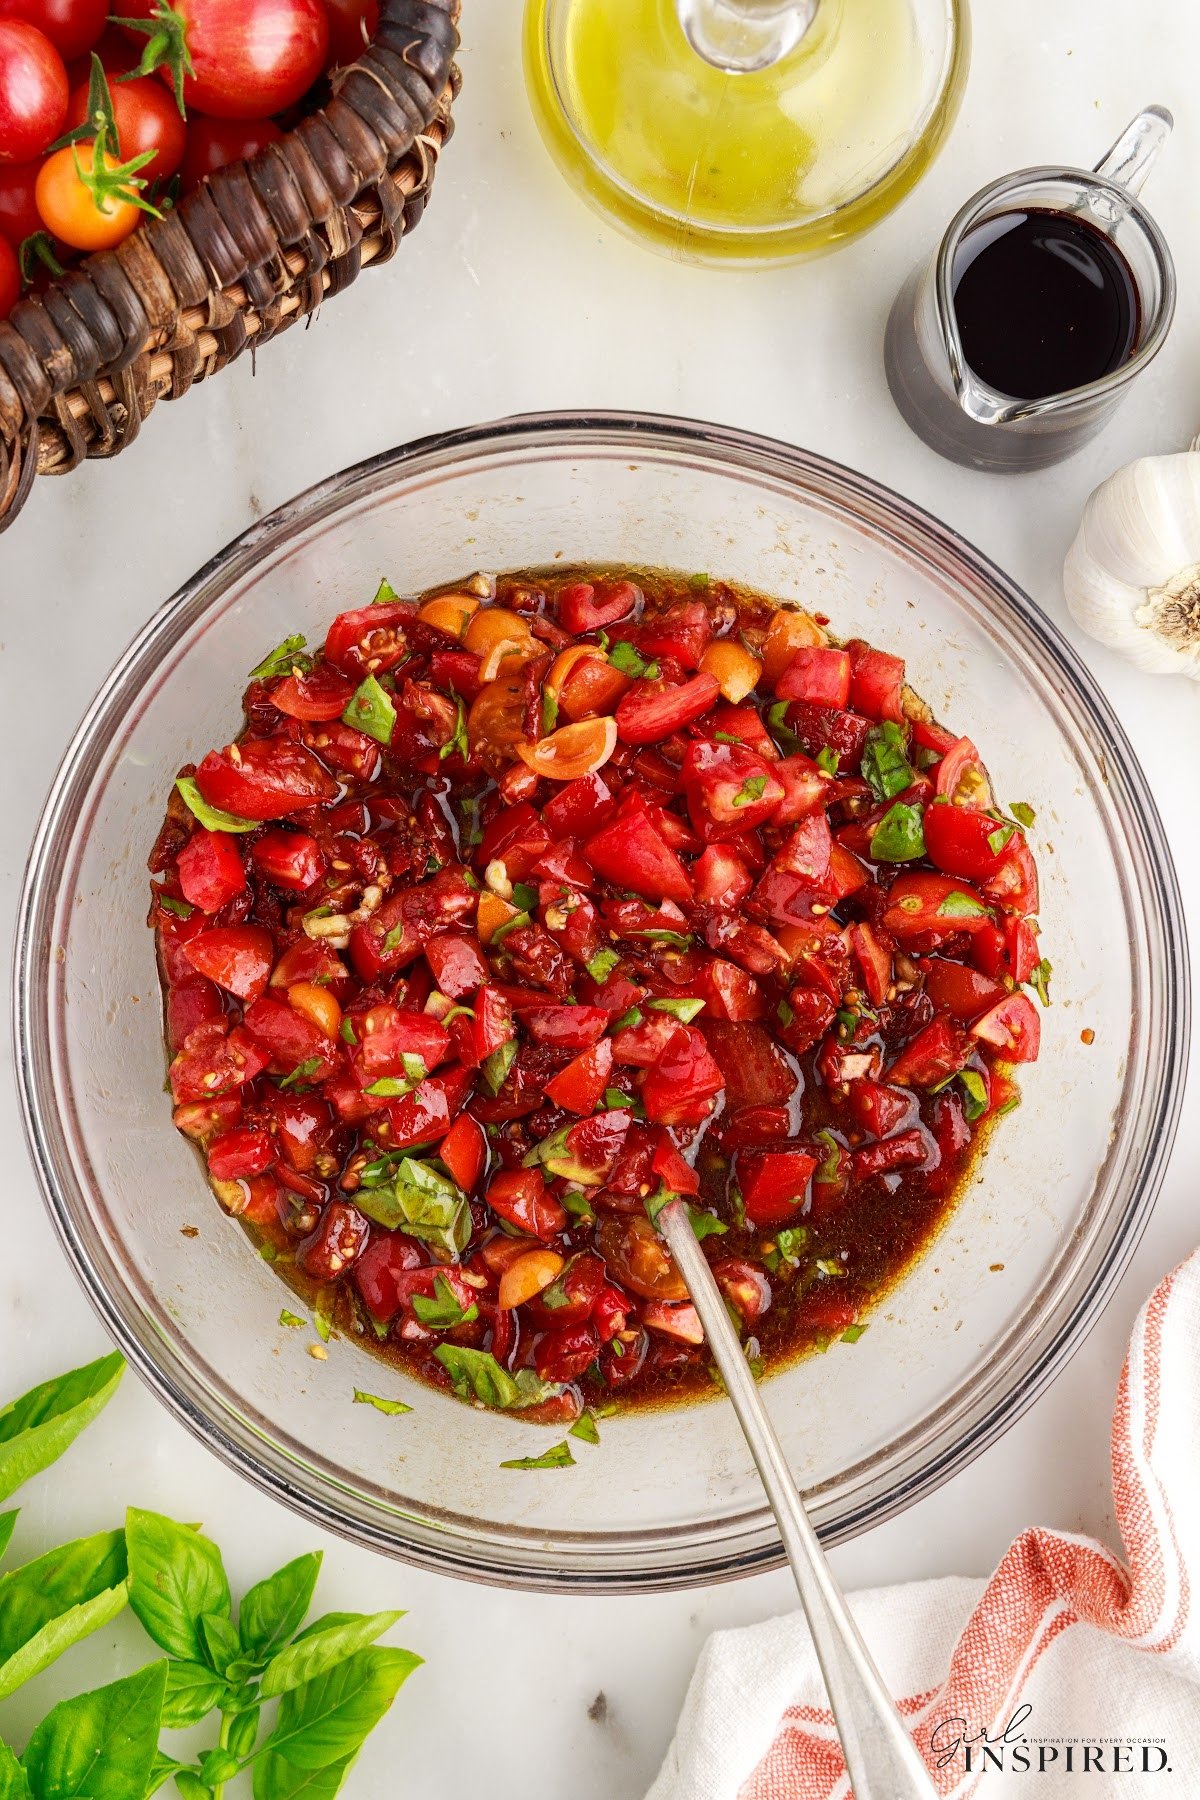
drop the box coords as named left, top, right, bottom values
left=524, top=0, right=967, bottom=263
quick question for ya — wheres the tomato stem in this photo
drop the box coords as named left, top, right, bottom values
left=110, top=2, right=194, bottom=116
left=72, top=140, right=163, bottom=222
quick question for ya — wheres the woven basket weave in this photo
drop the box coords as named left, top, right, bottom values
left=0, top=0, right=460, bottom=530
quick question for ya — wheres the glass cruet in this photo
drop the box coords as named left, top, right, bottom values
left=522, top=0, right=970, bottom=265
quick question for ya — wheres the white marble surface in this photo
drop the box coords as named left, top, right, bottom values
left=2, top=1, right=1199, bottom=1792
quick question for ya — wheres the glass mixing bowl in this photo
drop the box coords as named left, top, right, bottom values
left=14, top=414, right=1188, bottom=1592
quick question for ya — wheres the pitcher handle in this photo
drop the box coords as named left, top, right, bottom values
left=1094, top=105, right=1173, bottom=198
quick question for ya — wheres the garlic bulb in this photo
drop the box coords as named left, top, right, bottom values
left=1063, top=440, right=1200, bottom=678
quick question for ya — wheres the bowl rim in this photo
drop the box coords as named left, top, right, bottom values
left=13, top=409, right=1191, bottom=1592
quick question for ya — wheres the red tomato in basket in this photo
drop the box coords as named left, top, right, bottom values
left=0, top=0, right=107, bottom=62
left=322, top=0, right=377, bottom=64
left=0, top=230, right=17, bottom=317
left=179, top=114, right=283, bottom=191
left=118, top=0, right=329, bottom=120
left=64, top=71, right=185, bottom=185
left=0, top=20, right=67, bottom=161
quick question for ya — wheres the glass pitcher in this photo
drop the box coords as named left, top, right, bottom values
left=884, top=107, right=1176, bottom=471
left=523, top=0, right=969, bottom=265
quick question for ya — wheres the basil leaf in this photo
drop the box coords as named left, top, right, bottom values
left=500, top=1441, right=576, bottom=1471
left=174, top=1772, right=210, bottom=1800
left=860, top=721, right=913, bottom=803
left=1010, top=801, right=1036, bottom=828
left=433, top=1346, right=560, bottom=1411
left=841, top=1323, right=868, bottom=1343
left=199, top=1749, right=241, bottom=1788
left=732, top=774, right=767, bottom=808
left=438, top=695, right=469, bottom=763
left=816, top=745, right=839, bottom=777
left=541, top=689, right=559, bottom=736
left=410, top=1275, right=478, bottom=1330
left=987, top=821, right=1016, bottom=855
left=144, top=1753, right=186, bottom=1799
left=585, top=949, right=619, bottom=982
left=0, top=1354, right=123, bottom=1505
left=352, top=1391, right=412, bottom=1418
left=361, top=1076, right=420, bottom=1099
left=766, top=699, right=800, bottom=753
left=21, top=1660, right=167, bottom=1800
left=174, top=775, right=260, bottom=833
left=342, top=675, right=396, bottom=747
left=647, top=996, right=705, bottom=1022
left=227, top=1706, right=261, bottom=1760
left=561, top=1189, right=595, bottom=1223
left=958, top=1069, right=989, bottom=1122
left=687, top=1206, right=727, bottom=1243
left=629, top=928, right=693, bottom=949
left=491, top=908, right=531, bottom=945
left=259, top=1613, right=406, bottom=1701
left=937, top=890, right=989, bottom=919
left=869, top=801, right=926, bottom=863
left=0, top=1743, right=29, bottom=1800
left=249, top=635, right=311, bottom=681
left=254, top=1647, right=419, bottom=1794
left=511, top=881, right=539, bottom=913
left=199, top=1607, right=242, bottom=1676
left=125, top=1510, right=231, bottom=1664
left=372, top=578, right=398, bottom=604
left=0, top=1528, right=127, bottom=1700
left=480, top=1040, right=517, bottom=1096
left=351, top=1159, right=470, bottom=1257
left=252, top=1754, right=355, bottom=1800
left=160, top=1658, right=228, bottom=1728
left=156, top=893, right=193, bottom=919
left=1030, top=957, right=1053, bottom=1006
left=0, top=1512, right=15, bottom=1560
left=569, top=1410, right=601, bottom=1446
left=279, top=1056, right=323, bottom=1092
left=607, top=640, right=659, bottom=679
left=279, top=1310, right=306, bottom=1330
left=611, top=1006, right=642, bottom=1032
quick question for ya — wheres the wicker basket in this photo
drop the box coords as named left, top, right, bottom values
left=0, top=0, right=460, bottom=530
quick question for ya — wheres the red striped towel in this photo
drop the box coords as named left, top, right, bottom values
left=648, top=1252, right=1200, bottom=1797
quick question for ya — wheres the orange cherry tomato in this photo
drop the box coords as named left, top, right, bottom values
left=36, top=142, right=141, bottom=249
left=517, top=716, right=617, bottom=782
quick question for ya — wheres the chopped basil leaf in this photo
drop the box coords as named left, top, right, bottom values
left=835, top=1007, right=859, bottom=1037
left=643, top=1186, right=677, bottom=1227
left=729, top=1185, right=746, bottom=1231
left=766, top=699, right=800, bottom=753
left=248, top=633, right=311, bottom=680
left=353, top=1388, right=412, bottom=1415
left=816, top=745, right=840, bottom=777
left=773, top=1224, right=810, bottom=1264
left=435, top=1344, right=559, bottom=1410
left=689, top=572, right=710, bottom=590
left=813, top=1256, right=846, bottom=1278
left=491, top=909, right=532, bottom=945
left=713, top=731, right=742, bottom=745
left=648, top=996, right=705, bottom=1022
left=987, top=822, right=1016, bottom=856
left=481, top=1039, right=518, bottom=1096
left=411, top=1273, right=479, bottom=1330
left=629, top=928, right=694, bottom=949
left=157, top=893, right=194, bottom=918
left=996, top=1093, right=1021, bottom=1116
left=372, top=577, right=399, bottom=603
left=354, top=1158, right=471, bottom=1257
left=860, top=720, right=913, bottom=803
left=1010, top=801, right=1036, bottom=828
left=541, top=688, right=559, bottom=735
left=339, top=1017, right=358, bottom=1045
left=278, top=1056, right=323, bottom=1091
left=343, top=673, right=397, bottom=746
left=870, top=800, right=926, bottom=863
left=279, top=1309, right=305, bottom=1329
left=382, top=922, right=406, bottom=954
left=569, top=1409, right=601, bottom=1445
left=688, top=1205, right=727, bottom=1242
left=586, top=948, right=620, bottom=982
left=958, top=1069, right=989, bottom=1121
left=733, top=773, right=768, bottom=809
left=314, top=1287, right=335, bottom=1342
left=439, top=695, right=470, bottom=763
left=562, top=1189, right=596, bottom=1222
left=362, top=1075, right=419, bottom=1098
left=440, top=1003, right=475, bottom=1025
left=602, top=1086, right=634, bottom=1109
left=815, top=1129, right=842, bottom=1182
left=937, top=890, right=989, bottom=919
left=840, top=1324, right=867, bottom=1344
left=1030, top=957, right=1053, bottom=1006
left=512, top=881, right=539, bottom=912
left=402, top=1052, right=428, bottom=1082
left=608, top=639, right=659, bottom=679
left=612, top=1006, right=643, bottom=1032
left=500, top=1441, right=576, bottom=1471
left=776, top=998, right=794, bottom=1027
left=175, top=774, right=260, bottom=833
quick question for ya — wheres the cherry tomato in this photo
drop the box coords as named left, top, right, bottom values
left=0, top=0, right=107, bottom=62
left=64, top=71, right=185, bottom=186
left=322, top=0, right=376, bottom=64
left=194, top=739, right=337, bottom=820
left=36, top=141, right=143, bottom=248
left=119, top=0, right=329, bottom=121
left=0, top=20, right=67, bottom=161
left=0, top=231, right=17, bottom=317
left=178, top=113, right=282, bottom=192
left=0, top=156, right=40, bottom=241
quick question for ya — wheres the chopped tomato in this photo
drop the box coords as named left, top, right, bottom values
left=183, top=925, right=274, bottom=1002
left=544, top=1038, right=614, bottom=1113
left=848, top=643, right=905, bottom=722
left=486, top=1167, right=567, bottom=1239
left=251, top=830, right=326, bottom=891
left=175, top=827, right=247, bottom=913
left=886, top=1017, right=973, bottom=1088
left=195, top=740, right=337, bottom=821
left=775, top=646, right=852, bottom=709
left=737, top=1146, right=818, bottom=1228
left=614, top=673, right=720, bottom=745
left=640, top=1027, right=725, bottom=1125
left=583, top=810, right=693, bottom=906
left=970, top=993, right=1041, bottom=1062
left=934, top=737, right=993, bottom=810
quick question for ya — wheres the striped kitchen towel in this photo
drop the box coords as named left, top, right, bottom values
left=647, top=1250, right=1200, bottom=1797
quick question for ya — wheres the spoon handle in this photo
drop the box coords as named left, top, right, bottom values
left=659, top=1200, right=938, bottom=1800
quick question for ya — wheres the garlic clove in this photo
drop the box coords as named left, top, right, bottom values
left=1063, top=449, right=1200, bottom=679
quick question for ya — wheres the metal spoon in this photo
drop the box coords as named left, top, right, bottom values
left=659, top=1198, right=938, bottom=1800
